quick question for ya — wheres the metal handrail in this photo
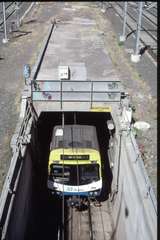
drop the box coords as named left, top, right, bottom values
left=31, top=79, right=122, bottom=108
left=32, top=79, right=121, bottom=82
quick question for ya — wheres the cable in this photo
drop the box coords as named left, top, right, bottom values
left=62, top=112, right=65, bottom=240
left=74, top=114, right=81, bottom=209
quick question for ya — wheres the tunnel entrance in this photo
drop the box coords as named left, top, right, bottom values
left=25, top=112, right=113, bottom=240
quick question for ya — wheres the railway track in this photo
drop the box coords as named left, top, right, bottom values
left=88, top=201, right=94, bottom=240
left=0, top=2, right=14, bottom=16
left=0, top=2, right=23, bottom=28
left=116, top=2, right=157, bottom=42
left=146, top=3, right=157, bottom=17
left=104, top=2, right=157, bottom=61
left=67, top=201, right=94, bottom=240
left=67, top=199, right=112, bottom=240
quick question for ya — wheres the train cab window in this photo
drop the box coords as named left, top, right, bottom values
left=51, top=165, right=70, bottom=183
left=79, top=164, right=99, bottom=184
left=50, top=164, right=99, bottom=186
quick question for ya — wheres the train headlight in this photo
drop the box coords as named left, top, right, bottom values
left=89, top=191, right=99, bottom=196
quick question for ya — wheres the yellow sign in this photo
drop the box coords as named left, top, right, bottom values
left=90, top=106, right=112, bottom=112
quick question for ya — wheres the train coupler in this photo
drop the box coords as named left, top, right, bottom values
left=67, top=197, right=88, bottom=211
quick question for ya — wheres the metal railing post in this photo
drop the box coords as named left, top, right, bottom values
left=131, top=2, right=143, bottom=62
left=2, top=2, right=9, bottom=43
left=119, top=2, right=128, bottom=42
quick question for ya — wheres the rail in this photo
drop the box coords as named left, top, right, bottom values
left=115, top=2, right=157, bottom=42
left=0, top=2, right=24, bottom=28
left=105, top=2, right=157, bottom=61
left=88, top=201, right=94, bottom=240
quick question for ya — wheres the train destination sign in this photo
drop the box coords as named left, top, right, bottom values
left=60, top=155, right=90, bottom=160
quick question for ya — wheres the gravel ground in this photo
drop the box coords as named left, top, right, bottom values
left=0, top=2, right=157, bottom=197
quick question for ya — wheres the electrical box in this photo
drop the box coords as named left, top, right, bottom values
left=58, top=66, right=70, bottom=80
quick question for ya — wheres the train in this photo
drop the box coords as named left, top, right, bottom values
left=47, top=124, right=102, bottom=199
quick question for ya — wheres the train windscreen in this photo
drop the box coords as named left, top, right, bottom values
left=50, top=164, right=99, bottom=186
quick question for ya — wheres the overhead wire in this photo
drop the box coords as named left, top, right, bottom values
left=74, top=113, right=81, bottom=208
left=74, top=112, right=82, bottom=240
left=62, top=112, right=65, bottom=240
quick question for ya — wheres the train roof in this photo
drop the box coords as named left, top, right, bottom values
left=50, top=125, right=99, bottom=150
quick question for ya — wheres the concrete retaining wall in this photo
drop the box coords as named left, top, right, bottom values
left=110, top=130, right=157, bottom=240
left=6, top=147, right=33, bottom=240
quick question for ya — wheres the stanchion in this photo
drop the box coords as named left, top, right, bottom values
left=119, top=2, right=128, bottom=42
left=131, top=2, right=143, bottom=63
left=2, top=2, right=9, bottom=43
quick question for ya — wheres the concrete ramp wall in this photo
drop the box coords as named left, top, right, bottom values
left=110, top=131, right=157, bottom=240
left=6, top=147, right=33, bottom=240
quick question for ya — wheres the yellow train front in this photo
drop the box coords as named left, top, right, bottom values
left=47, top=125, right=102, bottom=198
